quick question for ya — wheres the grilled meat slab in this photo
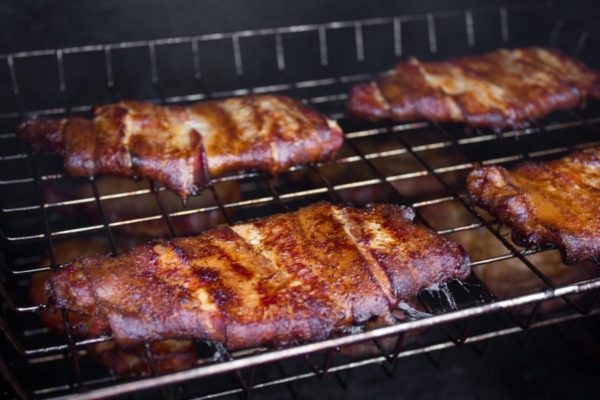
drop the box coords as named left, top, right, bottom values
left=45, top=202, right=470, bottom=349
left=348, top=48, right=600, bottom=129
left=18, top=95, right=343, bottom=198
left=467, top=147, right=600, bottom=264
left=29, top=237, right=197, bottom=375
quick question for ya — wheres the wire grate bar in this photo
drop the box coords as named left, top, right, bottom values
left=149, top=180, right=176, bottom=238
left=3, top=107, right=600, bottom=168
left=40, top=280, right=600, bottom=400
left=3, top=112, right=599, bottom=190
left=2, top=140, right=598, bottom=279
left=0, top=3, right=549, bottom=61
left=25, top=145, right=85, bottom=391
left=24, top=305, right=593, bottom=399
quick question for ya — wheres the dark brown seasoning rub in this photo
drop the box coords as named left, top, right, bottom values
left=348, top=47, right=600, bottom=130
left=44, top=202, right=470, bottom=350
left=18, top=95, right=343, bottom=199
left=467, top=147, right=600, bottom=264
left=29, top=237, right=198, bottom=376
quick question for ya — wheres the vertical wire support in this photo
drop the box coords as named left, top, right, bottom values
left=147, top=42, right=171, bottom=235
left=26, top=147, right=84, bottom=390
left=148, top=42, right=159, bottom=85
left=309, top=165, right=342, bottom=204
left=304, top=349, right=335, bottom=380
left=416, top=291, right=473, bottom=347
left=465, top=10, right=475, bottom=48
left=354, top=22, right=365, bottom=62
left=54, top=53, right=83, bottom=389
left=426, top=13, right=438, bottom=54
left=548, top=18, right=563, bottom=46
left=344, top=138, right=434, bottom=230
left=103, top=46, right=117, bottom=101
left=372, top=333, right=405, bottom=366
left=216, top=345, right=255, bottom=400
left=318, top=26, right=329, bottom=66
left=259, top=173, right=288, bottom=212
left=466, top=272, right=528, bottom=331
left=87, top=177, right=118, bottom=255
left=144, top=342, right=169, bottom=400
left=190, top=37, right=209, bottom=99
left=191, top=38, right=202, bottom=81
left=91, top=175, right=166, bottom=399
left=7, top=56, right=20, bottom=97
left=304, top=348, right=348, bottom=390
left=208, top=184, right=233, bottom=226
left=574, top=31, right=588, bottom=56
left=500, top=7, right=510, bottom=43
left=393, top=17, right=402, bottom=57
left=232, top=34, right=244, bottom=76
left=7, top=55, right=24, bottom=116
left=276, top=363, right=299, bottom=400
left=56, top=50, right=70, bottom=113
left=275, top=32, right=286, bottom=71
left=149, top=181, right=176, bottom=238
left=148, top=42, right=164, bottom=104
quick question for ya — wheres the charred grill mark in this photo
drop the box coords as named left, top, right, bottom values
left=295, top=204, right=390, bottom=324
left=248, top=95, right=265, bottom=134
left=193, top=267, right=219, bottom=283
left=209, top=286, right=237, bottom=309
left=345, top=207, right=419, bottom=301
left=330, top=207, right=396, bottom=304
left=235, top=213, right=338, bottom=310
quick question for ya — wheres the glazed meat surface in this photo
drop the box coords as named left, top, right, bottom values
left=467, top=147, right=600, bottom=264
left=30, top=237, right=197, bottom=375
left=45, top=202, right=470, bottom=349
left=18, top=95, right=343, bottom=198
left=348, top=47, right=600, bottom=129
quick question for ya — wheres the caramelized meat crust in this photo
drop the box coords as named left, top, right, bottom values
left=29, top=237, right=197, bottom=376
left=348, top=48, right=600, bottom=129
left=467, top=147, right=600, bottom=264
left=45, top=202, right=470, bottom=349
left=18, top=95, right=343, bottom=199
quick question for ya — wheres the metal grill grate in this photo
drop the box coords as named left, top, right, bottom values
left=1, top=2, right=600, bottom=399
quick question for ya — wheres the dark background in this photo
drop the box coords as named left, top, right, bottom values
left=1, top=0, right=599, bottom=53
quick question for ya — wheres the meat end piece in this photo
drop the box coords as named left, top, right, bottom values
left=467, top=147, right=600, bottom=264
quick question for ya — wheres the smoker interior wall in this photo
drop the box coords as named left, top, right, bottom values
left=1, top=0, right=600, bottom=118
left=1, top=0, right=599, bottom=53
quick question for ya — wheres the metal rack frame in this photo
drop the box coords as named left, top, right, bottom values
left=1, top=2, right=600, bottom=399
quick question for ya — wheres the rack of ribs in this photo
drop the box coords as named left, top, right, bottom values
left=43, top=202, right=470, bottom=350
left=18, top=95, right=344, bottom=199
left=348, top=47, right=600, bottom=130
left=467, top=147, right=600, bottom=264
